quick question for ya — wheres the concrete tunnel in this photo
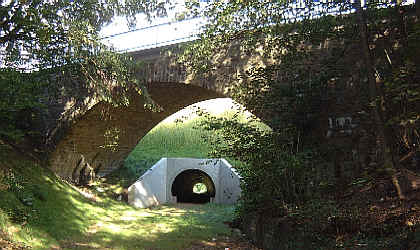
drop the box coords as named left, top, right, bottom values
left=128, top=158, right=242, bottom=208
left=171, top=169, right=216, bottom=203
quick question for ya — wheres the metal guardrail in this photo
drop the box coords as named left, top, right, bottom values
left=118, top=36, right=197, bottom=53
left=106, top=1, right=401, bottom=53
left=101, top=17, right=202, bottom=53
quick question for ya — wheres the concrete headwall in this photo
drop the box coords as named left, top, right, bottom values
left=128, top=158, right=241, bottom=208
left=128, top=158, right=167, bottom=208
left=217, top=159, right=241, bottom=204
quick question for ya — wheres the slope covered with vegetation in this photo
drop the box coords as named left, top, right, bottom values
left=0, top=141, right=243, bottom=249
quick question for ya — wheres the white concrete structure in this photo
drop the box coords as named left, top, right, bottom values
left=128, top=158, right=241, bottom=208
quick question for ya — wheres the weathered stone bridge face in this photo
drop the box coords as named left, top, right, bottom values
left=48, top=43, right=269, bottom=182
left=49, top=82, right=222, bottom=182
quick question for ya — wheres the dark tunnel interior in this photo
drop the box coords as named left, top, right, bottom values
left=171, top=169, right=215, bottom=204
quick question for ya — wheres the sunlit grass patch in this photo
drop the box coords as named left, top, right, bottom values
left=62, top=203, right=235, bottom=250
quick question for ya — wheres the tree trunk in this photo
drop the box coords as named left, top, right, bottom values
left=416, top=0, right=420, bottom=20
left=354, top=0, right=404, bottom=199
left=334, top=149, right=345, bottom=192
left=415, top=0, right=420, bottom=80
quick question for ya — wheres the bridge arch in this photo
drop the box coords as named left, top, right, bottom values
left=47, top=42, right=273, bottom=183
left=49, top=82, right=225, bottom=182
left=171, top=169, right=216, bottom=203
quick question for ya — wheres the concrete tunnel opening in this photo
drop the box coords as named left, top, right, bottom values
left=171, top=169, right=216, bottom=204
left=128, top=158, right=241, bottom=208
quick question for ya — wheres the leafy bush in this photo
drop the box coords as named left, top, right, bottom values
left=196, top=111, right=329, bottom=217
left=0, top=168, right=39, bottom=224
left=0, top=69, right=45, bottom=141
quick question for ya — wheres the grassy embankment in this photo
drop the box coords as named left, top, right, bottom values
left=0, top=140, right=234, bottom=249
left=0, top=108, right=262, bottom=249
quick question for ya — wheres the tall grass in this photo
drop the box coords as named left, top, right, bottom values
left=137, top=118, right=212, bottom=156
left=122, top=116, right=214, bottom=183
left=119, top=109, right=269, bottom=186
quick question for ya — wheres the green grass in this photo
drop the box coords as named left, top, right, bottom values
left=125, top=118, right=213, bottom=169
left=67, top=203, right=235, bottom=250
left=0, top=146, right=89, bottom=248
left=0, top=145, right=235, bottom=249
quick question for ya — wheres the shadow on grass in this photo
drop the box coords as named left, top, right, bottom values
left=58, top=204, right=234, bottom=250
left=27, top=180, right=232, bottom=249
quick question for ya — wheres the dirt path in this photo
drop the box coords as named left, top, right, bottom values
left=186, top=236, right=260, bottom=250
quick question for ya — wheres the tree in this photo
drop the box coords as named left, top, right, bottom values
left=180, top=1, right=358, bottom=216
left=181, top=0, right=420, bottom=212
left=0, top=0, right=170, bottom=144
left=1, top=0, right=171, bottom=69
left=353, top=0, right=404, bottom=198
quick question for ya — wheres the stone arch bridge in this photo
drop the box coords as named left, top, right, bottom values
left=47, top=43, right=272, bottom=183
left=46, top=36, right=360, bottom=183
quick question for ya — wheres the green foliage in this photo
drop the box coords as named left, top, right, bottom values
left=193, top=183, right=207, bottom=194
left=361, top=4, right=420, bottom=157
left=178, top=6, right=420, bottom=250
left=0, top=69, right=45, bottom=141
left=0, top=0, right=171, bottom=143
left=197, top=111, right=336, bottom=216
left=1, top=0, right=162, bottom=74
left=0, top=153, right=36, bottom=226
